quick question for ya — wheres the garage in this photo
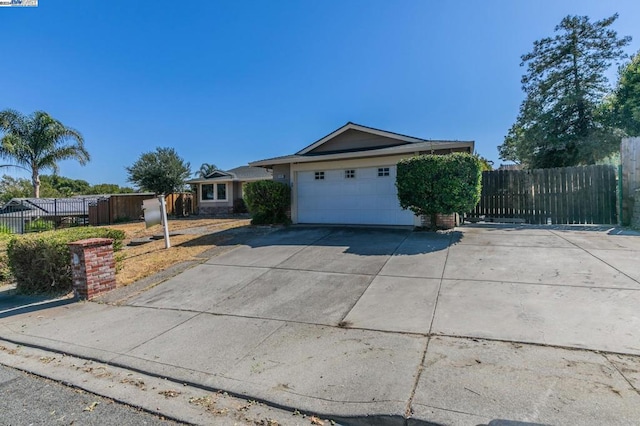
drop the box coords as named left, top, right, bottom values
left=296, top=166, right=416, bottom=225
left=249, top=122, right=474, bottom=226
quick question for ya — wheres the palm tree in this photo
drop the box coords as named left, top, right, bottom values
left=197, top=162, right=218, bottom=178
left=0, top=109, right=90, bottom=198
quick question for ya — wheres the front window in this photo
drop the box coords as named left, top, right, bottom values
left=201, top=183, right=227, bottom=201
left=315, top=171, right=325, bottom=180
left=202, top=184, right=214, bottom=200
left=378, top=167, right=390, bottom=177
left=216, top=183, right=227, bottom=200
left=345, top=169, right=355, bottom=179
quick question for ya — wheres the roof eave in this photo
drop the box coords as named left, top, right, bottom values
left=251, top=141, right=474, bottom=167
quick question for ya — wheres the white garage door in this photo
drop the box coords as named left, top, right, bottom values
left=296, top=166, right=416, bottom=225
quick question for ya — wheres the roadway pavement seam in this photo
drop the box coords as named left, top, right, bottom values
left=549, top=230, right=640, bottom=287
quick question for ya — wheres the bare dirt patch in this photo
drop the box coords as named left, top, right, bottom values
left=103, top=218, right=250, bottom=286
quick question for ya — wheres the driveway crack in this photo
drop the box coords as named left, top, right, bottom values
left=404, top=230, right=454, bottom=420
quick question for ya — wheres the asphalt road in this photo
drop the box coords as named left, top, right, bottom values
left=0, top=364, right=182, bottom=426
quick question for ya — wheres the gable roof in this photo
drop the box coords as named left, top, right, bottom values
left=296, top=122, right=426, bottom=155
left=186, top=165, right=272, bottom=184
left=250, top=122, right=474, bottom=167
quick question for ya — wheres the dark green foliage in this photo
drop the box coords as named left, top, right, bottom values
left=609, top=51, right=640, bottom=137
left=88, top=183, right=135, bottom=195
left=243, top=180, right=291, bottom=225
left=7, top=227, right=125, bottom=294
left=40, top=175, right=91, bottom=196
left=396, top=153, right=482, bottom=230
left=126, top=147, right=191, bottom=195
left=499, top=14, right=631, bottom=168
left=0, top=254, right=12, bottom=283
left=233, top=198, right=248, bottom=214
left=196, top=163, right=218, bottom=178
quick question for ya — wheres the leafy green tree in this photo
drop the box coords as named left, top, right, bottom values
left=196, top=163, right=218, bottom=178
left=0, top=175, right=32, bottom=202
left=40, top=175, right=91, bottom=196
left=609, top=50, right=640, bottom=136
left=396, top=153, right=482, bottom=230
left=0, top=110, right=90, bottom=198
left=126, top=147, right=191, bottom=195
left=498, top=14, right=631, bottom=168
left=476, top=155, right=494, bottom=171
left=88, top=183, right=135, bottom=194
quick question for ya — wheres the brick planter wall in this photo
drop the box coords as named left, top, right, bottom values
left=68, top=238, right=116, bottom=300
left=421, top=213, right=460, bottom=229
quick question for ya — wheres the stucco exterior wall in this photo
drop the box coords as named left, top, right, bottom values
left=272, top=164, right=291, bottom=184
left=309, top=129, right=407, bottom=153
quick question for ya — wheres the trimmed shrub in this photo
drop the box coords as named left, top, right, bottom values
left=243, top=180, right=291, bottom=225
left=396, top=153, right=482, bottom=230
left=233, top=198, right=248, bottom=214
left=7, top=227, right=126, bottom=294
left=25, top=218, right=54, bottom=233
left=0, top=252, right=13, bottom=284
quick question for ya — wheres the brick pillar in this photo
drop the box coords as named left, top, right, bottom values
left=421, top=213, right=460, bottom=229
left=68, top=238, right=116, bottom=300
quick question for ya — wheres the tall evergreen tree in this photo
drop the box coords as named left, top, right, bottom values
left=609, top=50, right=640, bottom=137
left=499, top=14, right=631, bottom=168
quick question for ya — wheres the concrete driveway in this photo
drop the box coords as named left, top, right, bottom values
left=2, top=225, right=640, bottom=425
left=130, top=225, right=640, bottom=354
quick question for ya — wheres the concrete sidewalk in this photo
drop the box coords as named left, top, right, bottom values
left=1, top=225, right=640, bottom=425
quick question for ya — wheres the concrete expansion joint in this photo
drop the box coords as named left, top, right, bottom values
left=549, top=230, right=640, bottom=287
left=432, top=332, right=639, bottom=358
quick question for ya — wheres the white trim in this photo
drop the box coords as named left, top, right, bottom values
left=186, top=176, right=268, bottom=184
left=251, top=140, right=474, bottom=167
left=200, top=182, right=229, bottom=202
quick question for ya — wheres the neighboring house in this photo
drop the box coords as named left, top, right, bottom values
left=186, top=166, right=273, bottom=215
left=250, top=122, right=474, bottom=226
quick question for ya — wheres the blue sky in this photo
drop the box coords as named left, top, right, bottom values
left=1, top=1, right=639, bottom=187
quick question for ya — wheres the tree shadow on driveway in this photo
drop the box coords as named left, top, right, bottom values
left=177, top=225, right=464, bottom=257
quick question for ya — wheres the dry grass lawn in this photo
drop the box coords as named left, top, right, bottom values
left=104, top=218, right=251, bottom=286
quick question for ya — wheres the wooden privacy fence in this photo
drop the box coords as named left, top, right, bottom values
left=88, top=193, right=195, bottom=225
left=621, top=137, right=640, bottom=226
left=469, top=165, right=617, bottom=225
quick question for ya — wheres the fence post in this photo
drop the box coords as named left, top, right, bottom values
left=618, top=163, right=624, bottom=225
